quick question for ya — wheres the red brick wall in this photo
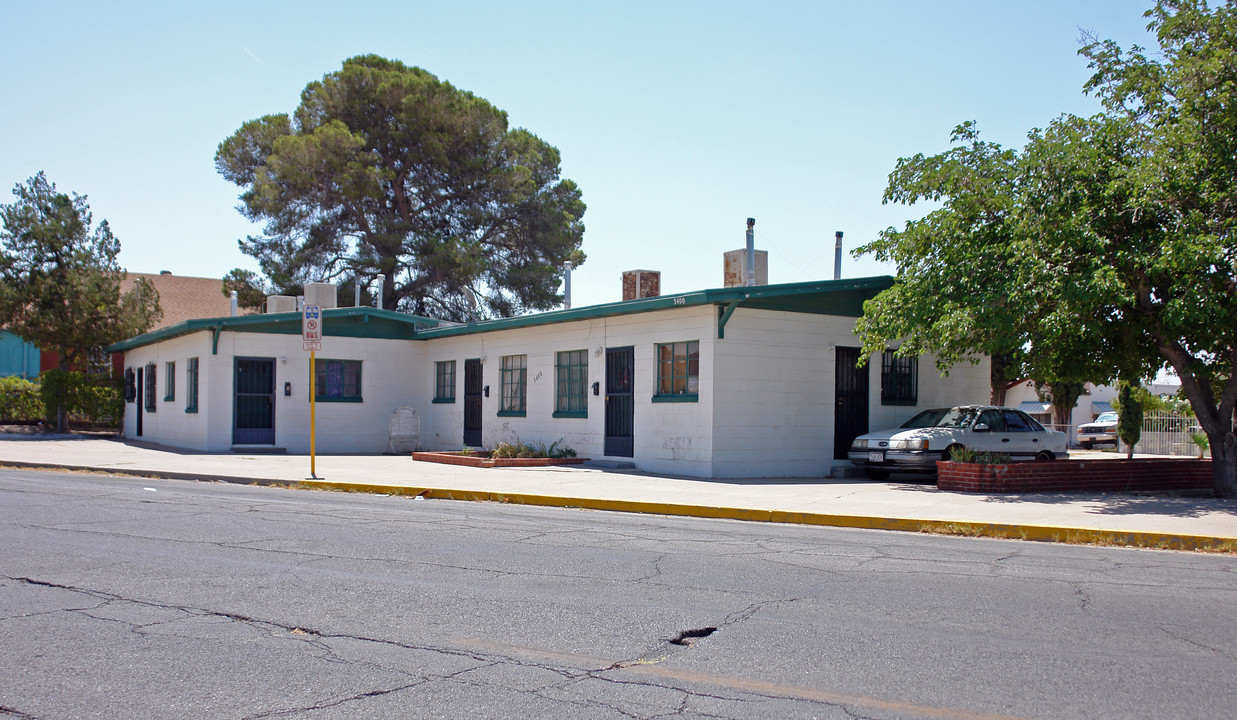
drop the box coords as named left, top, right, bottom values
left=937, top=459, right=1213, bottom=493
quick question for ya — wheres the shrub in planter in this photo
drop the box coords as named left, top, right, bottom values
left=947, top=446, right=1010, bottom=464
left=491, top=438, right=577, bottom=459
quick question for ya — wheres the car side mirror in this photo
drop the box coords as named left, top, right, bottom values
left=973, top=423, right=991, bottom=433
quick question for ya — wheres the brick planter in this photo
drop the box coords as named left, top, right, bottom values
left=937, top=458, right=1213, bottom=493
left=412, top=451, right=586, bottom=469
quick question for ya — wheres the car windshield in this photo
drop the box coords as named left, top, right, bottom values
left=900, top=408, right=978, bottom=429
left=1095, top=412, right=1118, bottom=423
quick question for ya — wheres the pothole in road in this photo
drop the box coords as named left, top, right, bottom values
left=669, top=627, right=717, bottom=646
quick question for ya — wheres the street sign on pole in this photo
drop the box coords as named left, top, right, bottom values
left=302, top=304, right=322, bottom=478
left=302, top=304, right=322, bottom=352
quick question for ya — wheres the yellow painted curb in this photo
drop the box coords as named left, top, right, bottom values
left=294, top=480, right=1237, bottom=553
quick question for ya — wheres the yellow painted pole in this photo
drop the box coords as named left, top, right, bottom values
left=310, top=351, right=317, bottom=478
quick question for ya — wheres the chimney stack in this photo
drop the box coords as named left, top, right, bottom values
left=745, top=218, right=756, bottom=287
left=562, top=261, right=573, bottom=310
left=622, top=270, right=660, bottom=301
left=833, top=231, right=843, bottom=280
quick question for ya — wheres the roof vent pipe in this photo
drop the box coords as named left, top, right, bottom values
left=230, top=290, right=238, bottom=317
left=355, top=275, right=362, bottom=307
left=833, top=231, right=843, bottom=280
left=562, top=261, right=573, bottom=310
left=745, top=218, right=756, bottom=287
left=374, top=274, right=384, bottom=308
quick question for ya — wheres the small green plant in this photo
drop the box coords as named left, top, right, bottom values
left=490, top=438, right=577, bottom=459
left=1189, top=432, right=1210, bottom=459
left=947, top=446, right=1010, bottom=464
left=0, top=376, right=43, bottom=422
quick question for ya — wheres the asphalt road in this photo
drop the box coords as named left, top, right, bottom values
left=2, top=469, right=1235, bottom=720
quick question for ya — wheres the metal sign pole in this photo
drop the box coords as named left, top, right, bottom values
left=302, top=304, right=323, bottom=479
left=310, top=350, right=317, bottom=478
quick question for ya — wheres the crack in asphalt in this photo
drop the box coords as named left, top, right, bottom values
left=1159, top=626, right=1237, bottom=660
left=1069, top=582, right=1092, bottom=611
left=2, top=576, right=877, bottom=719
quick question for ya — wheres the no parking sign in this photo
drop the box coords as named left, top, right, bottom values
left=302, top=305, right=322, bottom=351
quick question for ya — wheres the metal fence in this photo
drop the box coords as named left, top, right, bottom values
left=1136, top=410, right=1205, bottom=457
left=1051, top=411, right=1207, bottom=457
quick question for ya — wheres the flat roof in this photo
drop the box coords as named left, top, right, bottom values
left=106, top=305, right=442, bottom=353
left=107, top=276, right=896, bottom=352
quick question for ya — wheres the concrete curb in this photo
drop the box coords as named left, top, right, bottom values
left=7, top=461, right=1235, bottom=553
left=297, top=480, right=1237, bottom=553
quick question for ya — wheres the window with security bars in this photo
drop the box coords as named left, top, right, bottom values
left=144, top=362, right=157, bottom=412
left=881, top=350, right=918, bottom=405
left=186, top=357, right=199, bottom=413
left=434, top=360, right=456, bottom=403
left=655, top=341, right=699, bottom=400
left=554, top=350, right=588, bottom=417
left=164, top=361, right=175, bottom=401
left=499, top=354, right=526, bottom=415
left=315, top=359, right=362, bottom=401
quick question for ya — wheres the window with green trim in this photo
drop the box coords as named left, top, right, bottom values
left=499, top=354, right=526, bottom=415
left=434, top=360, right=456, bottom=403
left=185, top=357, right=199, bottom=413
left=164, top=361, right=175, bottom=401
left=655, top=341, right=699, bottom=400
left=554, top=350, right=588, bottom=417
left=315, top=359, right=362, bottom=402
left=880, top=350, right=918, bottom=406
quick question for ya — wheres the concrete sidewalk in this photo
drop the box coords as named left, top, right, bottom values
left=2, top=433, right=1236, bottom=551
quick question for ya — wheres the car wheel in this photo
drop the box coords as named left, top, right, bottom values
left=1035, top=451, right=1054, bottom=461
left=945, top=444, right=966, bottom=461
left=1080, top=441, right=1092, bottom=450
left=864, top=468, right=891, bottom=481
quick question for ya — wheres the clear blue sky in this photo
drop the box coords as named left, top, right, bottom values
left=1, top=1, right=1154, bottom=309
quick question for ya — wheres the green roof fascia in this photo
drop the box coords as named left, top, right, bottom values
left=413, top=276, right=896, bottom=340
left=106, top=306, right=443, bottom=353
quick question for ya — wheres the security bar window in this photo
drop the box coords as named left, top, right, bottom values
left=881, top=350, right=918, bottom=406
left=144, top=362, right=157, bottom=412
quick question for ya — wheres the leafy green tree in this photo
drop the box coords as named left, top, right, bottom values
left=215, top=55, right=586, bottom=321
left=0, top=172, right=161, bottom=431
left=858, top=1, right=1237, bottom=495
left=1115, top=380, right=1144, bottom=459
left=853, top=121, right=1106, bottom=407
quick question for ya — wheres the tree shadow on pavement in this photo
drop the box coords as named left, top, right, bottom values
left=978, top=490, right=1237, bottom=518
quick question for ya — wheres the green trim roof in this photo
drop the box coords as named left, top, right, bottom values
left=107, top=276, right=895, bottom=351
left=413, top=276, right=895, bottom=339
left=106, top=306, right=442, bottom=353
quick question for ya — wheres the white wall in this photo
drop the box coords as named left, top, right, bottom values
left=709, top=308, right=990, bottom=478
left=119, top=305, right=991, bottom=478
left=121, top=331, right=214, bottom=449
left=123, top=332, right=422, bottom=453
left=418, top=306, right=718, bottom=477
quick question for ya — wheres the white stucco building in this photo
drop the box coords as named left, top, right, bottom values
left=108, top=276, right=990, bottom=478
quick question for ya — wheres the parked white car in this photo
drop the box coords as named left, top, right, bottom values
left=848, top=405, right=1070, bottom=480
left=1077, top=411, right=1119, bottom=449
